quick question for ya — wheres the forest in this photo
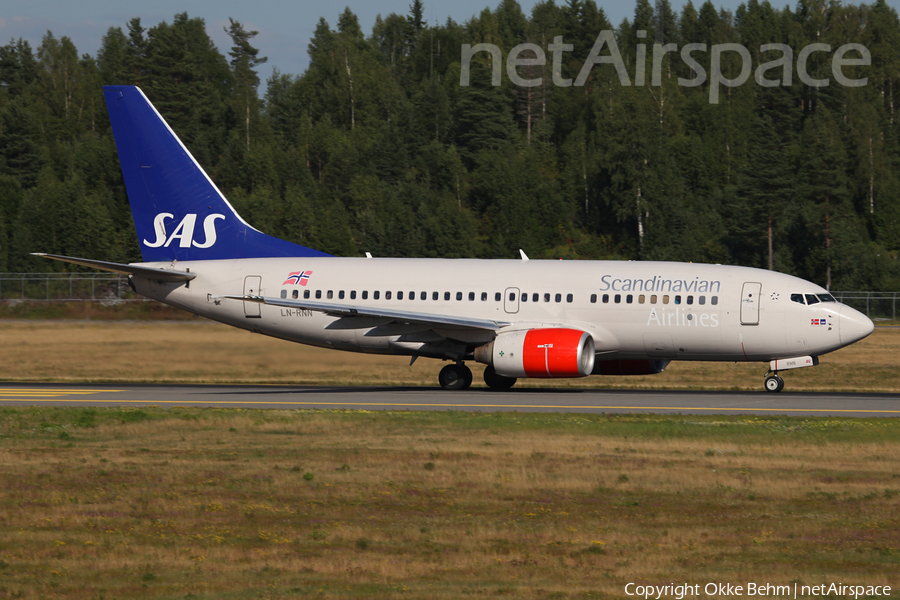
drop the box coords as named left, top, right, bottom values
left=0, top=0, right=899, bottom=290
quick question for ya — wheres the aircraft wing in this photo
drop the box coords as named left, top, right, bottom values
left=217, top=294, right=512, bottom=331
left=32, top=253, right=197, bottom=282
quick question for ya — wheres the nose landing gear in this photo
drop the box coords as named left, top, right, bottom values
left=439, top=363, right=473, bottom=390
left=764, top=372, right=785, bottom=393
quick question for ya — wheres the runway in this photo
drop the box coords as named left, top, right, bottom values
left=1, top=384, right=899, bottom=416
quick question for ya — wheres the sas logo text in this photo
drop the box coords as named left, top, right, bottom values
left=143, top=213, right=226, bottom=248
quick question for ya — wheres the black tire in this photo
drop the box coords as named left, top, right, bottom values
left=483, top=365, right=517, bottom=390
left=439, top=364, right=468, bottom=390
left=764, top=375, right=783, bottom=393
left=459, top=364, right=473, bottom=390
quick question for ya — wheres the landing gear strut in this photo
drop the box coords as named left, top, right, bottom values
left=439, top=363, right=473, bottom=390
left=764, top=372, right=785, bottom=393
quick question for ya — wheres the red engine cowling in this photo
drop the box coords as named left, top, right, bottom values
left=592, top=359, right=670, bottom=376
left=475, top=328, right=595, bottom=378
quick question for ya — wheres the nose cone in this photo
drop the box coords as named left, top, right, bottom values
left=840, top=305, right=875, bottom=346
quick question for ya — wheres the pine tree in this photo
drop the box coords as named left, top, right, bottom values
left=226, top=18, right=267, bottom=150
left=0, top=38, right=39, bottom=97
left=97, top=27, right=130, bottom=84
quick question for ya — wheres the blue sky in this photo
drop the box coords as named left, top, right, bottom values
left=2, top=0, right=897, bottom=82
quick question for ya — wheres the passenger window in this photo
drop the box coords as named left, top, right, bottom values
left=674, top=295, right=681, bottom=305
left=316, top=290, right=322, bottom=299
left=626, top=294, right=633, bottom=304
left=495, top=292, right=502, bottom=301
left=469, top=292, right=475, bottom=301
left=521, top=293, right=528, bottom=302
left=409, top=292, right=415, bottom=300
left=614, top=294, right=621, bottom=303
left=280, top=289, right=287, bottom=299
left=339, top=291, right=345, bottom=300
left=386, top=291, right=393, bottom=300
left=532, top=293, right=539, bottom=302
left=555, top=293, right=562, bottom=303
left=639, top=295, right=645, bottom=304
left=662, top=295, right=669, bottom=304
left=304, top=290, right=311, bottom=299
left=544, top=293, right=550, bottom=302
left=327, top=290, right=334, bottom=300
left=397, top=291, right=403, bottom=300
left=421, top=291, right=426, bottom=300
left=510, top=292, right=516, bottom=302
left=686, top=295, right=693, bottom=305
left=591, top=294, right=597, bottom=303
left=362, top=291, right=368, bottom=300
left=711, top=296, right=718, bottom=305
left=791, top=294, right=804, bottom=304
left=292, top=290, right=299, bottom=299
left=444, top=292, right=450, bottom=301
left=457, top=292, right=463, bottom=301
left=650, top=295, right=657, bottom=304
left=374, top=291, right=380, bottom=300
left=698, top=296, right=705, bottom=305
left=567, top=293, right=573, bottom=303
left=432, top=291, right=438, bottom=300
left=805, top=294, right=819, bottom=305
left=602, top=294, right=609, bottom=303
left=481, top=292, right=488, bottom=301
left=350, top=291, right=356, bottom=300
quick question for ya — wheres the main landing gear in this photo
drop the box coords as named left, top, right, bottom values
left=764, top=372, right=785, bottom=393
left=439, top=363, right=473, bottom=390
left=483, top=365, right=517, bottom=390
left=438, top=363, right=518, bottom=390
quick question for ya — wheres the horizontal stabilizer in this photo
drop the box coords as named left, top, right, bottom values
left=215, top=295, right=511, bottom=331
left=32, top=253, right=196, bottom=282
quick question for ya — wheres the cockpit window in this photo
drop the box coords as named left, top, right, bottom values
left=805, top=294, right=820, bottom=305
left=790, top=294, right=805, bottom=305
left=817, top=294, right=836, bottom=302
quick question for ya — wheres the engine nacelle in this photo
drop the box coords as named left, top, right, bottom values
left=475, top=328, right=595, bottom=378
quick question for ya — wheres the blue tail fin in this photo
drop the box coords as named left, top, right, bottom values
left=103, top=85, right=331, bottom=261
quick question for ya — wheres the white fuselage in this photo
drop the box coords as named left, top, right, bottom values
left=130, top=257, right=873, bottom=365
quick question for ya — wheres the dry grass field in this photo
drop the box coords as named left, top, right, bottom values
left=0, top=407, right=899, bottom=599
left=0, top=320, right=898, bottom=391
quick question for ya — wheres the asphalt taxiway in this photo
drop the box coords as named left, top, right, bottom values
left=0, top=384, right=898, bottom=416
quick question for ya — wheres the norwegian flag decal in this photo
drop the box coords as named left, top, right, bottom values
left=283, top=270, right=312, bottom=286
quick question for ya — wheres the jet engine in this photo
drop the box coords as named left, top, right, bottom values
left=475, top=328, right=595, bottom=378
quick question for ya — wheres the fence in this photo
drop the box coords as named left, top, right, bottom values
left=0, top=273, right=147, bottom=304
left=830, top=291, right=900, bottom=322
left=0, top=273, right=898, bottom=320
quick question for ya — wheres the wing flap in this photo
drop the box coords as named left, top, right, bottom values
left=216, top=295, right=510, bottom=331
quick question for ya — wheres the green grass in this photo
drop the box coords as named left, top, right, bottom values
left=1, top=407, right=899, bottom=598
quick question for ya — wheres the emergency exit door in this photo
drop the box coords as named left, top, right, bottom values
left=740, top=282, right=761, bottom=325
left=504, top=287, right=520, bottom=314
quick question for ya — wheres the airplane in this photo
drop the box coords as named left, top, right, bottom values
left=35, top=85, right=874, bottom=392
